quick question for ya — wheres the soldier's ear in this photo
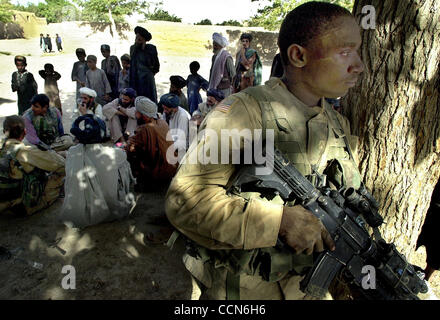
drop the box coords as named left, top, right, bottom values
left=287, top=44, right=307, bottom=68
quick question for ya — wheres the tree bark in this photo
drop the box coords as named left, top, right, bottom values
left=344, top=0, right=440, bottom=258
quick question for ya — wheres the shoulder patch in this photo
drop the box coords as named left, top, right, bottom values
left=214, top=96, right=237, bottom=113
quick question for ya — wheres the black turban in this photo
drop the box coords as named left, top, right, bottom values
left=134, top=26, right=152, bottom=41
left=170, top=75, right=187, bottom=89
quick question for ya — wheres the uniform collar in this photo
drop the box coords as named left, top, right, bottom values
left=265, top=77, right=327, bottom=110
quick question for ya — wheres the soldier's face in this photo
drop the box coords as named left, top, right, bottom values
left=302, top=16, right=364, bottom=99
left=32, top=102, right=48, bottom=116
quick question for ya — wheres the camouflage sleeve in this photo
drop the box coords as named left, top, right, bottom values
left=165, top=93, right=283, bottom=250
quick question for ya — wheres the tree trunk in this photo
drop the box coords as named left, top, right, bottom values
left=108, top=7, right=117, bottom=39
left=344, top=0, right=440, bottom=258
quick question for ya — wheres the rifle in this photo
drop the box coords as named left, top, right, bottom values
left=228, top=148, right=428, bottom=300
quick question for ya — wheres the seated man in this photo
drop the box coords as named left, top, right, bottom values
left=160, top=93, right=191, bottom=153
left=0, top=115, right=65, bottom=216
left=59, top=114, right=136, bottom=228
left=23, top=94, right=73, bottom=152
left=197, top=88, right=225, bottom=117
left=102, top=88, right=138, bottom=143
left=77, top=87, right=104, bottom=119
left=191, top=89, right=225, bottom=129
left=125, top=96, right=177, bottom=190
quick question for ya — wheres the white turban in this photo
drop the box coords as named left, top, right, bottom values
left=212, top=32, right=229, bottom=47
left=79, top=87, right=97, bottom=98
left=135, top=96, right=158, bottom=119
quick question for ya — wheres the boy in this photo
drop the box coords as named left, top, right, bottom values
left=11, top=56, right=38, bottom=115
left=101, top=44, right=121, bottom=99
left=118, top=54, right=130, bottom=92
left=85, top=55, right=112, bottom=106
left=71, top=48, right=88, bottom=100
left=186, top=61, right=209, bottom=115
left=39, top=63, right=62, bottom=114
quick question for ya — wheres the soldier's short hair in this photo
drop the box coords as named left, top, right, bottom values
left=278, top=1, right=352, bottom=66
left=3, top=115, right=25, bottom=139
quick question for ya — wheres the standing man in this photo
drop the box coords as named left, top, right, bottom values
left=39, top=33, right=45, bottom=52
left=208, top=32, right=236, bottom=98
left=101, top=44, right=122, bottom=100
left=165, top=2, right=364, bottom=300
left=71, top=48, right=88, bottom=100
left=45, top=34, right=53, bottom=53
left=129, top=26, right=160, bottom=104
left=56, top=34, right=63, bottom=52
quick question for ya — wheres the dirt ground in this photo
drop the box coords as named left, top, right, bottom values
left=0, top=21, right=439, bottom=300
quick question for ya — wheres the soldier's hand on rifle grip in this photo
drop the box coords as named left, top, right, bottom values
left=279, top=205, right=335, bottom=255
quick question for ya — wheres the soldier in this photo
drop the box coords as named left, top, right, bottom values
left=165, top=2, right=364, bottom=300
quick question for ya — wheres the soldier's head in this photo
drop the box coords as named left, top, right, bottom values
left=278, top=1, right=364, bottom=100
left=30, top=94, right=50, bottom=116
left=14, top=55, right=27, bottom=73
left=3, top=115, right=25, bottom=141
left=101, top=44, right=110, bottom=58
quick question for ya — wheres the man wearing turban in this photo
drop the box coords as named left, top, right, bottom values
left=102, top=88, right=138, bottom=143
left=159, top=93, right=191, bottom=152
left=125, top=96, right=176, bottom=190
left=208, top=32, right=236, bottom=98
left=129, top=26, right=160, bottom=104
left=169, top=75, right=189, bottom=113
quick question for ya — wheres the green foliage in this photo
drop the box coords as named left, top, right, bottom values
left=247, top=0, right=354, bottom=31
left=75, top=0, right=148, bottom=23
left=0, top=0, right=13, bottom=23
left=194, top=19, right=212, bottom=26
left=217, top=20, right=242, bottom=27
left=13, top=0, right=80, bottom=23
left=146, top=8, right=182, bottom=22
